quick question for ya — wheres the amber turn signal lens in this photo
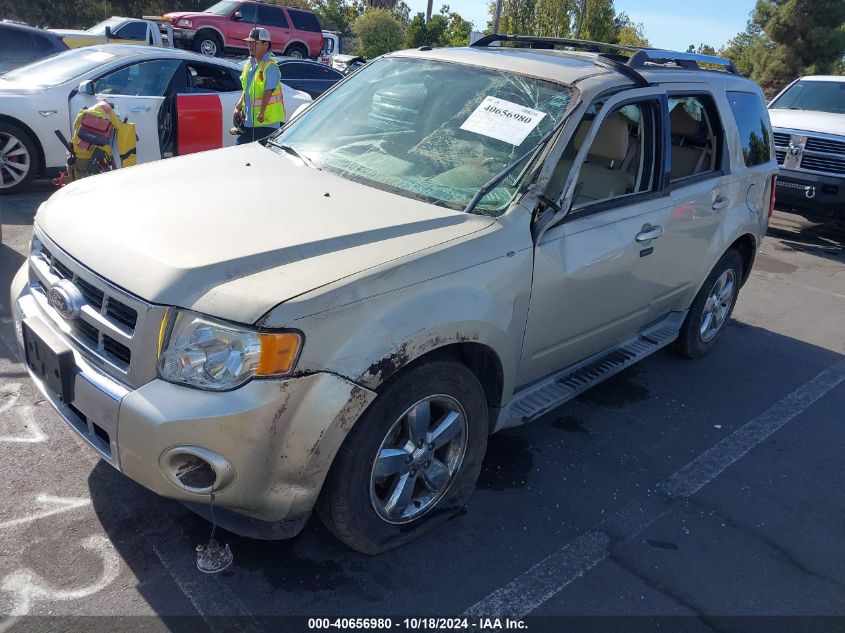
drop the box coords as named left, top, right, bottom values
left=257, top=332, right=301, bottom=376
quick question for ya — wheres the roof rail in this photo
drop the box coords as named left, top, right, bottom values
left=470, top=34, right=741, bottom=79
left=470, top=34, right=649, bottom=87
left=628, top=49, right=739, bottom=74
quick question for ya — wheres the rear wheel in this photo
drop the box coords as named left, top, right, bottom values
left=0, top=121, right=39, bottom=195
left=192, top=31, right=221, bottom=57
left=674, top=249, right=743, bottom=358
left=318, top=360, right=488, bottom=554
left=284, top=43, right=308, bottom=59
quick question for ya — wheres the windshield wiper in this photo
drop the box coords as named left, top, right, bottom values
left=267, top=140, right=320, bottom=170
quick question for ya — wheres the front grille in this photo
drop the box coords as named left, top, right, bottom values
left=801, top=155, right=845, bottom=175
left=775, top=149, right=786, bottom=165
left=30, top=231, right=167, bottom=388
left=773, top=132, right=791, bottom=146
left=805, top=137, right=845, bottom=155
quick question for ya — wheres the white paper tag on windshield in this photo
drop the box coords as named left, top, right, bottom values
left=84, top=51, right=114, bottom=62
left=460, top=96, right=546, bottom=146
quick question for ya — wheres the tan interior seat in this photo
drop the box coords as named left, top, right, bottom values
left=572, top=113, right=631, bottom=204
left=670, top=106, right=706, bottom=180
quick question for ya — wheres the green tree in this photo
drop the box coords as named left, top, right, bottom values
left=405, top=11, right=449, bottom=47
left=391, top=0, right=411, bottom=31
left=614, top=12, right=648, bottom=46
left=535, top=0, right=575, bottom=38
left=577, top=0, right=615, bottom=42
left=444, top=11, right=473, bottom=46
left=719, top=23, right=766, bottom=78
left=497, top=0, right=536, bottom=35
left=697, top=43, right=717, bottom=56
left=752, top=0, right=845, bottom=94
left=313, top=0, right=363, bottom=36
left=352, top=8, right=404, bottom=57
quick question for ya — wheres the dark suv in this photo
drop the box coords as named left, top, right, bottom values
left=164, top=0, right=323, bottom=59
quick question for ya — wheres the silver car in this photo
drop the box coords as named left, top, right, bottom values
left=11, top=36, right=777, bottom=554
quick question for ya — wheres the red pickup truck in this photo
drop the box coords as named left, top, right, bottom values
left=164, top=0, right=323, bottom=59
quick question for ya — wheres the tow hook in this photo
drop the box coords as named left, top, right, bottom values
left=804, top=186, right=816, bottom=200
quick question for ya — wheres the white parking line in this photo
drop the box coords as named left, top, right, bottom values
left=464, top=357, right=845, bottom=618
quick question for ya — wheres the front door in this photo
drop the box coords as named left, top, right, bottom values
left=68, top=58, right=181, bottom=164
left=518, top=89, right=676, bottom=386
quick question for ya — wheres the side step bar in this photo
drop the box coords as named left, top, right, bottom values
left=496, top=311, right=686, bottom=431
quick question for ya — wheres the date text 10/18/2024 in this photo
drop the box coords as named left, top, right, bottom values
left=307, top=618, right=528, bottom=630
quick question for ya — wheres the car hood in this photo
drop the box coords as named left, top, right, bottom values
left=36, top=143, right=493, bottom=324
left=164, top=11, right=214, bottom=20
left=769, top=109, right=845, bottom=138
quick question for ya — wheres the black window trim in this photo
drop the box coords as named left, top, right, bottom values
left=665, top=89, right=730, bottom=191
left=562, top=93, right=670, bottom=223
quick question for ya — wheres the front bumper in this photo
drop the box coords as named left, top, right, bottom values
left=776, top=168, right=845, bottom=224
left=11, top=263, right=376, bottom=538
left=169, top=27, right=196, bottom=48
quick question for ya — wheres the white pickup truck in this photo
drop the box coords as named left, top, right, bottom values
left=49, top=16, right=170, bottom=49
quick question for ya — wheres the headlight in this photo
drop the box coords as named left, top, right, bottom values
left=157, top=310, right=302, bottom=391
left=176, top=19, right=193, bottom=28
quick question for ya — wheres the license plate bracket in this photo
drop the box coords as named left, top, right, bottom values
left=22, top=317, right=76, bottom=403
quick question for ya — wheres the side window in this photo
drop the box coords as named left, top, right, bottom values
left=281, top=62, right=304, bottom=80
left=187, top=63, right=241, bottom=92
left=114, top=22, right=147, bottom=41
left=258, top=5, right=288, bottom=28
left=551, top=99, right=660, bottom=212
left=668, top=94, right=723, bottom=182
left=302, top=63, right=338, bottom=80
left=727, top=91, right=772, bottom=167
left=94, top=59, right=181, bottom=96
left=0, top=29, right=33, bottom=55
left=238, top=3, right=259, bottom=23
left=32, top=33, right=57, bottom=53
left=289, top=9, right=322, bottom=32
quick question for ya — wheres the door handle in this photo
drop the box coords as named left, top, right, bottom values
left=129, top=106, right=151, bottom=113
left=635, top=225, right=663, bottom=243
left=712, top=196, right=729, bottom=211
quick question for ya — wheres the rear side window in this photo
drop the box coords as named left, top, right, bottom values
left=32, top=33, right=58, bottom=53
left=0, top=29, right=33, bottom=53
left=289, top=9, right=321, bottom=32
left=668, top=94, right=724, bottom=182
left=114, top=22, right=147, bottom=41
left=727, top=91, right=772, bottom=167
left=258, top=5, right=288, bottom=28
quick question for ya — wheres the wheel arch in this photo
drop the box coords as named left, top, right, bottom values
left=0, top=114, right=46, bottom=177
left=729, top=233, right=757, bottom=287
left=194, top=26, right=225, bottom=45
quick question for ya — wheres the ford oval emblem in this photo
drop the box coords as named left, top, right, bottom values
left=48, top=279, right=85, bottom=320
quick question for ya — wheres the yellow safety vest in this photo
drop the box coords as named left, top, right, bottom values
left=240, top=58, right=285, bottom=126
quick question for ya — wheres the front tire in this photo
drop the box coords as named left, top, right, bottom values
left=318, top=360, right=488, bottom=554
left=674, top=249, right=743, bottom=358
left=0, top=121, right=39, bottom=195
left=284, top=43, right=308, bottom=59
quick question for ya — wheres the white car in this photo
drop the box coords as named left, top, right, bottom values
left=0, top=45, right=311, bottom=193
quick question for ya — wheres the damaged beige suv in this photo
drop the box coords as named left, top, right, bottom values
left=11, top=36, right=777, bottom=554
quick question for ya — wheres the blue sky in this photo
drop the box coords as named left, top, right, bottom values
left=404, top=0, right=757, bottom=51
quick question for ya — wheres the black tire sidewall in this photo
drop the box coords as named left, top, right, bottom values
left=320, top=360, right=488, bottom=554
left=677, top=249, right=743, bottom=358
left=0, top=121, right=39, bottom=195
left=285, top=44, right=307, bottom=59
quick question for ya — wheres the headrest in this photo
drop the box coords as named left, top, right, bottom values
left=670, top=106, right=700, bottom=137
left=574, top=113, right=629, bottom=162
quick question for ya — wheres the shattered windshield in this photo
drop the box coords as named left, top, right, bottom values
left=276, top=56, right=575, bottom=215
left=770, top=80, right=845, bottom=115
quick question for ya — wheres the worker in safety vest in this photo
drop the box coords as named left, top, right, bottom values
left=233, top=27, right=285, bottom=145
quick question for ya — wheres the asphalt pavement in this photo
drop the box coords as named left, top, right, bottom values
left=1, top=182, right=844, bottom=631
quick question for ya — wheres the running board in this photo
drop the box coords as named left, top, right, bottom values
left=497, top=311, right=686, bottom=430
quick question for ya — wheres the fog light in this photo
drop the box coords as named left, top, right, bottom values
left=159, top=446, right=235, bottom=494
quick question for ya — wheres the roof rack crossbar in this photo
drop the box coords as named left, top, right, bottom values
left=627, top=49, right=739, bottom=74
left=470, top=33, right=650, bottom=87
left=471, top=33, right=650, bottom=54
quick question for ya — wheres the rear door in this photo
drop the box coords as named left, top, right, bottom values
left=175, top=60, right=243, bottom=154
left=258, top=4, right=290, bottom=53
left=68, top=58, right=181, bottom=164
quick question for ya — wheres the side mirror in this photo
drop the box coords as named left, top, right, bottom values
left=232, top=11, right=242, bottom=20
left=104, top=26, right=113, bottom=39
left=78, top=80, right=95, bottom=96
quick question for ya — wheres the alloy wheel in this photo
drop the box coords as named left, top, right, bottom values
left=369, top=394, right=468, bottom=524
left=0, top=132, right=30, bottom=189
left=700, top=268, right=736, bottom=342
left=200, top=39, right=217, bottom=56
